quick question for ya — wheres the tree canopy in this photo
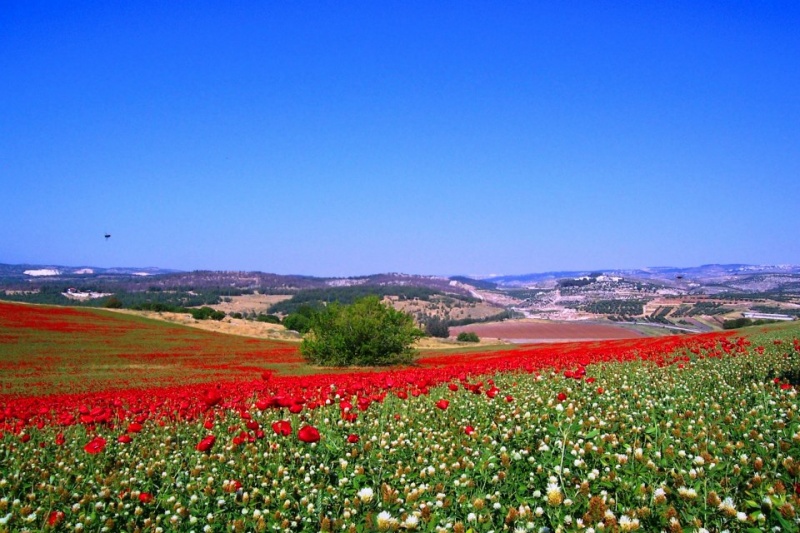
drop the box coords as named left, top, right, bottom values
left=300, top=296, right=423, bottom=366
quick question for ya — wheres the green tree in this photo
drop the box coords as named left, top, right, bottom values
left=457, top=331, right=480, bottom=342
left=300, top=296, right=423, bottom=366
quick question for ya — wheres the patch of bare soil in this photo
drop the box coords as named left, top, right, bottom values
left=105, top=309, right=302, bottom=342
left=450, top=319, right=644, bottom=343
left=389, top=295, right=505, bottom=322
left=209, top=293, right=292, bottom=315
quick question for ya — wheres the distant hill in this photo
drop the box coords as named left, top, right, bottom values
left=481, top=264, right=800, bottom=288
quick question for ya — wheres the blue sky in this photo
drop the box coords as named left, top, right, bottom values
left=2, top=2, right=798, bottom=277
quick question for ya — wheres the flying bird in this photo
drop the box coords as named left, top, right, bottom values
left=104, top=233, right=111, bottom=240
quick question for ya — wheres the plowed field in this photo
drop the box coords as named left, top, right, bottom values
left=450, top=319, right=643, bottom=342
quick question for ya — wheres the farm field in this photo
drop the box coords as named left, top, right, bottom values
left=1, top=302, right=800, bottom=531
left=449, top=319, right=645, bottom=343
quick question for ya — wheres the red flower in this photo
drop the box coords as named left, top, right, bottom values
left=196, top=435, right=216, bottom=452
left=597, top=387, right=604, bottom=395
left=48, top=510, right=65, bottom=526
left=118, top=434, right=132, bottom=444
left=289, top=404, right=303, bottom=414
left=84, top=436, right=106, bottom=454
left=272, top=420, right=292, bottom=436
left=139, top=492, right=154, bottom=504
left=504, top=395, right=514, bottom=403
left=298, top=424, right=320, bottom=443
left=436, top=399, right=449, bottom=410
left=781, top=383, right=792, bottom=390
left=557, top=392, right=567, bottom=402
left=127, top=422, right=142, bottom=433
left=347, top=433, right=360, bottom=443
left=448, top=383, right=459, bottom=391
left=55, top=433, right=65, bottom=446
left=464, top=425, right=475, bottom=435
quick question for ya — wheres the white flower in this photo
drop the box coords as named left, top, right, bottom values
left=376, top=511, right=397, bottom=530
left=401, top=515, right=419, bottom=529
left=357, top=487, right=374, bottom=503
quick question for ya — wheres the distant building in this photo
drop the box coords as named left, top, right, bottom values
left=742, top=312, right=796, bottom=321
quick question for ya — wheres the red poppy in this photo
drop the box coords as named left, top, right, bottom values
left=84, top=436, right=106, bottom=454
left=139, top=492, right=154, bottom=504
left=781, top=383, right=792, bottom=390
left=504, top=395, right=514, bottom=403
left=272, top=420, right=292, bottom=436
left=196, top=435, right=216, bottom=452
left=203, top=390, right=222, bottom=407
left=597, top=387, right=604, bottom=395
left=557, top=392, right=567, bottom=402
left=464, top=425, right=475, bottom=435
left=448, top=383, right=459, bottom=391
left=48, top=510, right=65, bottom=526
left=436, top=399, right=449, bottom=410
left=127, top=422, right=142, bottom=433
left=347, top=433, right=360, bottom=443
left=55, top=433, right=65, bottom=446
left=118, top=434, right=132, bottom=444
left=289, top=404, right=303, bottom=414
left=298, top=425, right=320, bottom=443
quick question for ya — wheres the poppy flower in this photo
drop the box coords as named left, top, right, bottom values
left=48, top=510, right=65, bottom=526
left=298, top=424, right=320, bottom=443
left=436, top=399, right=449, bottom=410
left=464, top=425, right=475, bottom=435
left=272, top=420, right=292, bottom=436
left=55, top=433, right=65, bottom=446
left=557, top=392, right=567, bottom=402
left=504, top=395, right=514, bottom=403
left=127, top=422, right=142, bottom=433
left=448, top=383, right=459, bottom=392
left=118, top=434, right=132, bottom=444
left=196, top=435, right=216, bottom=452
left=139, top=492, right=154, bottom=504
left=347, top=433, right=360, bottom=443
left=84, top=436, right=106, bottom=454
left=289, top=404, right=303, bottom=414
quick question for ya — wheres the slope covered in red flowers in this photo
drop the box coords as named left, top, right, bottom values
left=1, top=300, right=768, bottom=437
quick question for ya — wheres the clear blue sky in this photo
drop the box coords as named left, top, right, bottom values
left=2, top=2, right=798, bottom=277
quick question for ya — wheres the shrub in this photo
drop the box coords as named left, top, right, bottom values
left=457, top=331, right=480, bottom=343
left=301, top=296, right=423, bottom=366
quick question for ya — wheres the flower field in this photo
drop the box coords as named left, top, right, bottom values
left=2, top=302, right=800, bottom=531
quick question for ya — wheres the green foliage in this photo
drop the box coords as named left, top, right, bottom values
left=255, top=313, right=281, bottom=324
left=456, top=331, right=480, bottom=342
left=723, top=317, right=778, bottom=329
left=422, top=316, right=450, bottom=338
left=268, top=286, right=443, bottom=315
left=300, top=296, right=423, bottom=366
left=189, top=306, right=226, bottom=321
left=282, top=313, right=312, bottom=333
left=103, top=296, right=123, bottom=309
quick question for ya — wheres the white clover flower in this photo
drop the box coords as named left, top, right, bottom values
left=357, top=487, right=374, bottom=503
left=376, top=510, right=397, bottom=530
left=736, top=511, right=748, bottom=522
left=401, top=515, right=419, bottom=529
left=719, top=497, right=736, bottom=515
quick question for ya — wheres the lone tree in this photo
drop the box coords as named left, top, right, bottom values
left=300, top=295, right=424, bottom=366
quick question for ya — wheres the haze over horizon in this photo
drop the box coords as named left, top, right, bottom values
left=3, top=3, right=799, bottom=277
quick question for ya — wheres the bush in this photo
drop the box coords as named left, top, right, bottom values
left=456, top=331, right=480, bottom=343
left=283, top=313, right=312, bottom=333
left=190, top=307, right=226, bottom=321
left=423, top=316, right=450, bottom=338
left=255, top=314, right=281, bottom=324
left=301, top=296, right=424, bottom=366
